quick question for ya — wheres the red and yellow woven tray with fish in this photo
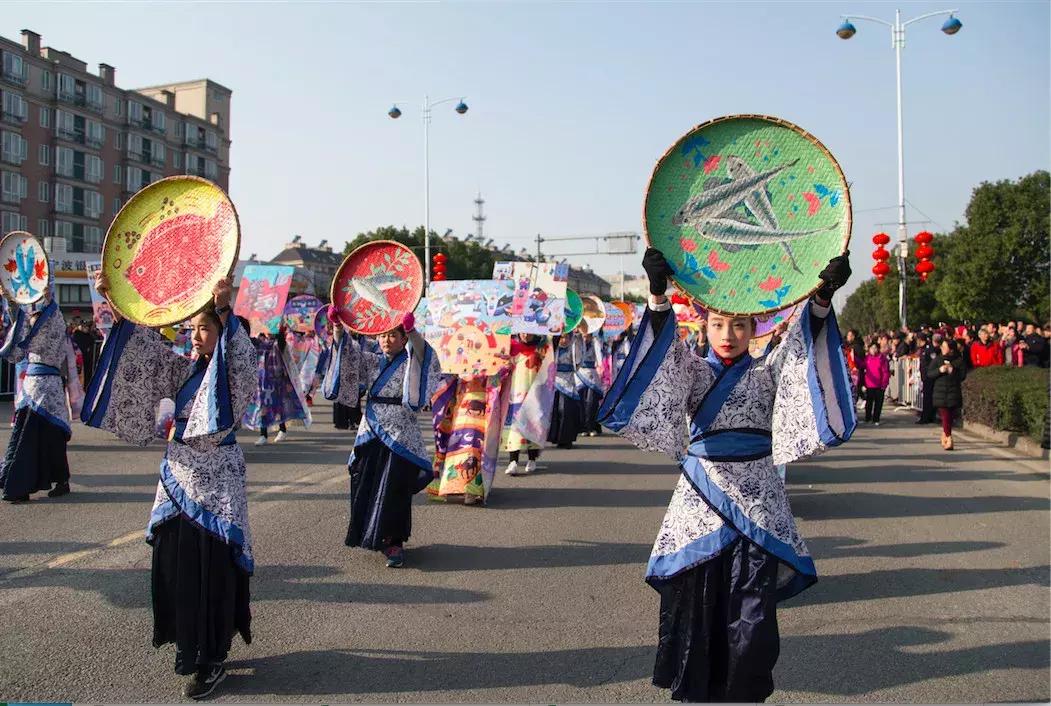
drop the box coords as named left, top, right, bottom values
left=330, top=240, right=423, bottom=335
left=102, top=176, right=240, bottom=327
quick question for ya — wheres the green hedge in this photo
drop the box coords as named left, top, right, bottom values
left=962, top=366, right=1050, bottom=445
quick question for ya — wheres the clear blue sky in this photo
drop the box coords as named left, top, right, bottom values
left=7, top=1, right=1049, bottom=298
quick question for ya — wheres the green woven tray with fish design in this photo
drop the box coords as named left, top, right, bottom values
left=644, top=114, right=851, bottom=317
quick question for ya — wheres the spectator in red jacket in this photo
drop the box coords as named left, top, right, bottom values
left=862, top=342, right=891, bottom=425
left=970, top=328, right=1004, bottom=368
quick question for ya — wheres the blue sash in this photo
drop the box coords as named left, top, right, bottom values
left=26, top=363, right=60, bottom=376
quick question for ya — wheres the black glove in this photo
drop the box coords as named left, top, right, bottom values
left=815, top=251, right=851, bottom=302
left=642, top=247, right=674, bottom=295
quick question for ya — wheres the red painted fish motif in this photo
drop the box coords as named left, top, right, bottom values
left=125, top=200, right=234, bottom=309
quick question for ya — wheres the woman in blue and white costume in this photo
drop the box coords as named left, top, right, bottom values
left=598, top=248, right=855, bottom=703
left=82, top=275, right=256, bottom=701
left=324, top=310, right=442, bottom=568
left=0, top=294, right=77, bottom=502
left=546, top=333, right=583, bottom=449
left=576, top=331, right=605, bottom=436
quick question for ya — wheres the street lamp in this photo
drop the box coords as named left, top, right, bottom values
left=387, top=95, right=469, bottom=284
left=836, top=9, right=962, bottom=329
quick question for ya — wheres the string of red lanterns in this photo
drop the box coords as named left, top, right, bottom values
left=431, top=252, right=447, bottom=281
left=914, top=231, right=935, bottom=283
left=871, top=232, right=891, bottom=282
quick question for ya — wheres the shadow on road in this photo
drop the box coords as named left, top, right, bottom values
left=790, top=565, right=1049, bottom=607
left=223, top=644, right=653, bottom=696
left=791, top=491, right=1048, bottom=521
left=790, top=464, right=1048, bottom=484
left=778, top=626, right=1050, bottom=698
left=805, top=536, right=1006, bottom=560
left=0, top=565, right=491, bottom=609
left=412, top=540, right=652, bottom=572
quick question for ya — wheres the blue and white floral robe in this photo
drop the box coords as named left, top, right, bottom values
left=599, top=300, right=855, bottom=599
left=326, top=334, right=443, bottom=482
left=553, top=337, right=582, bottom=400
left=1, top=301, right=75, bottom=436
left=81, top=316, right=258, bottom=572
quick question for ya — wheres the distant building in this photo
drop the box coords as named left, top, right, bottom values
left=567, top=266, right=611, bottom=298
left=269, top=236, right=343, bottom=299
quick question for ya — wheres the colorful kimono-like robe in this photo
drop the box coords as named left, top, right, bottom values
left=598, top=300, right=856, bottom=702
left=547, top=336, right=583, bottom=448
left=577, top=334, right=606, bottom=434
left=81, top=315, right=257, bottom=675
left=430, top=373, right=507, bottom=504
left=0, top=301, right=76, bottom=500
left=331, top=335, right=442, bottom=550
left=242, top=336, right=311, bottom=431
left=501, top=338, right=555, bottom=453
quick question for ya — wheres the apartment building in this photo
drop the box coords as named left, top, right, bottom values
left=0, top=29, right=231, bottom=315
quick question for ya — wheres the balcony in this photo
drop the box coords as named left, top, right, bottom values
left=150, top=154, right=165, bottom=168
left=1, top=70, right=27, bottom=88
left=58, top=91, right=104, bottom=115
left=1, top=108, right=26, bottom=125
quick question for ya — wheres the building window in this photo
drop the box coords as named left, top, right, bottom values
left=1, top=170, right=27, bottom=202
left=54, top=182, right=72, bottom=213
left=115, top=132, right=124, bottom=150
left=37, top=218, right=49, bottom=237
left=39, top=105, right=50, bottom=128
left=1, top=91, right=28, bottom=123
left=172, top=151, right=182, bottom=169
left=127, top=100, right=143, bottom=124
left=42, top=70, right=51, bottom=92
left=1, top=52, right=27, bottom=84
left=38, top=144, right=48, bottom=166
left=113, top=163, right=121, bottom=184
left=1, top=130, right=27, bottom=164
left=84, top=189, right=103, bottom=218
left=113, top=196, right=121, bottom=214
left=56, top=146, right=73, bottom=177
left=1, top=210, right=27, bottom=234
left=85, top=225, right=101, bottom=251
left=85, top=154, right=103, bottom=184
left=38, top=181, right=48, bottom=202
left=86, top=84, right=103, bottom=111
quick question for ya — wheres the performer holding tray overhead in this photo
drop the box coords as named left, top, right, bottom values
left=600, top=247, right=854, bottom=702
left=0, top=233, right=79, bottom=502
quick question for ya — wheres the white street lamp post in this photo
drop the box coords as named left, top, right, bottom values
left=837, top=9, right=962, bottom=329
left=388, top=96, right=469, bottom=284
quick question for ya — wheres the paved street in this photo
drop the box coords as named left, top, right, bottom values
left=0, top=400, right=1047, bottom=703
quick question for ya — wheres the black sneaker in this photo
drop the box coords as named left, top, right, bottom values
left=47, top=483, right=70, bottom=498
left=182, top=664, right=227, bottom=700
left=5, top=494, right=30, bottom=503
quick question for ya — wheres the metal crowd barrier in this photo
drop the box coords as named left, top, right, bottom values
left=886, top=355, right=922, bottom=411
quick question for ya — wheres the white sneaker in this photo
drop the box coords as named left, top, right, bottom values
left=874, top=422, right=880, bottom=427
left=254, top=436, right=267, bottom=446
left=524, top=460, right=537, bottom=474
left=588, top=431, right=598, bottom=437
left=504, top=461, right=519, bottom=476
left=274, top=431, right=287, bottom=443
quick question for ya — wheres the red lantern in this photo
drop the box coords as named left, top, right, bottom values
left=872, top=232, right=891, bottom=246
left=431, top=252, right=447, bottom=281
left=913, top=231, right=935, bottom=283
left=872, top=261, right=890, bottom=281
left=872, top=247, right=890, bottom=261
left=871, top=234, right=892, bottom=282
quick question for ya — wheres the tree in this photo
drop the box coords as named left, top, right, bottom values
left=936, top=171, right=1050, bottom=323
left=343, top=226, right=531, bottom=280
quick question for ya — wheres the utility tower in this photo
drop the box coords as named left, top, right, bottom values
left=472, top=192, right=486, bottom=242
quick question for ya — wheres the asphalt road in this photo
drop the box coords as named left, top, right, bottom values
left=0, top=401, right=1047, bottom=703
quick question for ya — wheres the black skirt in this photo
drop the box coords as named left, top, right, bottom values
left=0, top=406, right=70, bottom=500
left=580, top=386, right=603, bottom=433
left=150, top=515, right=252, bottom=676
left=652, top=536, right=781, bottom=703
left=333, top=402, right=361, bottom=430
left=346, top=438, right=426, bottom=551
left=546, top=391, right=582, bottom=447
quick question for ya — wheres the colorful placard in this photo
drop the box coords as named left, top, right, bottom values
left=331, top=240, right=423, bottom=335
left=602, top=301, right=628, bottom=337
left=85, top=260, right=114, bottom=332
left=102, top=176, right=240, bottom=327
left=493, top=261, right=570, bottom=335
left=284, top=294, right=323, bottom=333
left=234, top=264, right=295, bottom=336
left=0, top=231, right=49, bottom=305
left=644, top=114, right=851, bottom=317
left=425, top=279, right=514, bottom=376
left=612, top=301, right=635, bottom=330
